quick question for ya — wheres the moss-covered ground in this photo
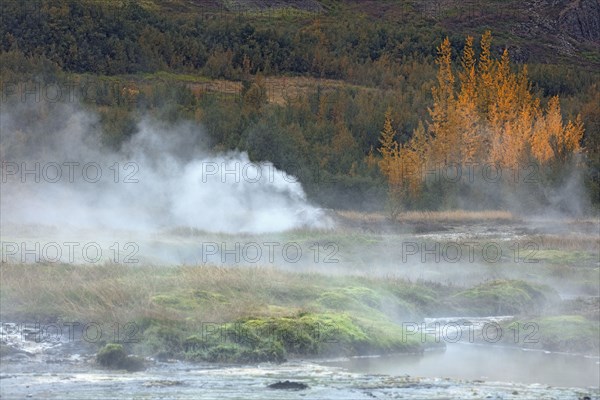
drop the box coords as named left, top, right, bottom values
left=1, top=216, right=597, bottom=363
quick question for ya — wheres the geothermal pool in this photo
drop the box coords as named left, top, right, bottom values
left=1, top=347, right=598, bottom=399
left=1, top=219, right=598, bottom=399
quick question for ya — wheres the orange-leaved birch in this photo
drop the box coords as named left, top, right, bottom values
left=477, top=31, right=495, bottom=115
left=493, top=49, right=518, bottom=125
left=530, top=97, right=557, bottom=164
left=403, top=122, right=429, bottom=196
left=429, top=37, right=457, bottom=165
left=378, top=108, right=399, bottom=179
left=378, top=109, right=410, bottom=219
left=545, top=96, right=564, bottom=160
left=558, top=114, right=584, bottom=162
left=489, top=49, right=521, bottom=168
left=531, top=111, right=552, bottom=164
left=457, top=35, right=481, bottom=163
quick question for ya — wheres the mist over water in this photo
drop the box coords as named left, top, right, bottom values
left=0, top=104, right=331, bottom=237
left=324, top=342, right=600, bottom=388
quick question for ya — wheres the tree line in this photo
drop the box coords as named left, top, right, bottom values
left=1, top=1, right=598, bottom=211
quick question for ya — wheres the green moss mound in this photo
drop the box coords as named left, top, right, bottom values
left=501, top=315, right=600, bottom=355
left=451, top=280, right=559, bottom=316
left=146, top=311, right=424, bottom=363
left=315, top=286, right=420, bottom=321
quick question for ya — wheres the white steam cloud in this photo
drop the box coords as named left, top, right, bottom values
left=0, top=104, right=331, bottom=238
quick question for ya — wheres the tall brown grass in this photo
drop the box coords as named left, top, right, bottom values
left=336, top=209, right=515, bottom=223
left=0, top=263, right=328, bottom=325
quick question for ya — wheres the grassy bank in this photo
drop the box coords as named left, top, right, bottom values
left=1, top=261, right=585, bottom=364
left=1, top=214, right=598, bottom=363
left=497, top=315, right=600, bottom=356
left=0, top=264, right=435, bottom=363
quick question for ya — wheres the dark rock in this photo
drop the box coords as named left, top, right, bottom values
left=119, top=355, right=146, bottom=372
left=143, top=380, right=184, bottom=387
left=96, top=343, right=146, bottom=372
left=154, top=351, right=173, bottom=362
left=268, top=380, right=309, bottom=390
left=559, top=0, right=600, bottom=43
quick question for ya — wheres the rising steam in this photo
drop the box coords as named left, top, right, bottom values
left=0, top=103, right=331, bottom=237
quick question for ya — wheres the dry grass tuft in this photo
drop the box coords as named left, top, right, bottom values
left=0, top=263, right=324, bottom=325
left=336, top=209, right=515, bottom=223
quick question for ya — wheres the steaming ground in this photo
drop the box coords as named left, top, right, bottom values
left=1, top=102, right=598, bottom=395
left=0, top=104, right=331, bottom=244
left=1, top=103, right=598, bottom=304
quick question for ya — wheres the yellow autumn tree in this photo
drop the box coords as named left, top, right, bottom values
left=477, top=30, right=495, bottom=115
left=378, top=109, right=403, bottom=218
left=560, top=115, right=584, bottom=160
left=457, top=35, right=481, bottom=163
left=402, top=121, right=429, bottom=196
left=531, top=96, right=584, bottom=164
left=378, top=32, right=585, bottom=207
left=432, top=32, right=586, bottom=172
left=378, top=108, right=399, bottom=177
left=378, top=110, right=429, bottom=218
left=488, top=49, right=522, bottom=168
left=531, top=104, right=553, bottom=164
left=429, top=37, right=460, bottom=164
left=510, top=66, right=540, bottom=167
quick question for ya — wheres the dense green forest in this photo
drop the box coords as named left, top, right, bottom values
left=1, top=0, right=598, bottom=211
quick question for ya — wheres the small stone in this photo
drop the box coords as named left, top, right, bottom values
left=268, top=380, right=309, bottom=390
